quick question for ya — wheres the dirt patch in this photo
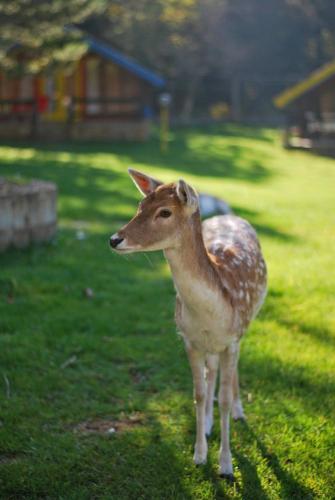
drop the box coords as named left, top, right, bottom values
left=74, top=412, right=144, bottom=436
left=129, top=367, right=147, bottom=384
left=0, top=452, right=21, bottom=465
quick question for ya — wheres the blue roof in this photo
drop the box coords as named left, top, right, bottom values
left=86, top=37, right=166, bottom=88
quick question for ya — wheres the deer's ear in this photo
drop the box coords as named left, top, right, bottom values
left=176, top=179, right=198, bottom=213
left=128, top=168, right=163, bottom=196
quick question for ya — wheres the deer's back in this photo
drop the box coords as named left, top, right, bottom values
left=202, top=215, right=267, bottom=335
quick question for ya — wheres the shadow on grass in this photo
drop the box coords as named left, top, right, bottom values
left=0, top=123, right=275, bottom=189
left=0, top=122, right=296, bottom=253
left=193, top=435, right=269, bottom=500
left=0, top=139, right=299, bottom=244
left=179, top=365, right=322, bottom=499
left=92, top=134, right=272, bottom=183
left=213, top=124, right=275, bottom=143
left=86, top=423, right=195, bottom=499
left=233, top=450, right=269, bottom=500
left=0, top=157, right=139, bottom=225
left=232, top=205, right=299, bottom=243
left=241, top=345, right=334, bottom=418
left=235, top=421, right=315, bottom=500
left=264, top=289, right=335, bottom=349
left=181, top=368, right=322, bottom=498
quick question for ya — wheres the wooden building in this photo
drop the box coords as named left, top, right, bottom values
left=0, top=36, right=165, bottom=141
left=274, top=61, right=335, bottom=152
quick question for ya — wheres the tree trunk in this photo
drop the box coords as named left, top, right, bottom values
left=180, top=74, right=202, bottom=124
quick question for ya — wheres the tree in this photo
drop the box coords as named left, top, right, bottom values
left=284, top=0, right=335, bottom=65
left=0, top=0, right=106, bottom=73
left=84, top=0, right=229, bottom=120
left=2, top=0, right=335, bottom=118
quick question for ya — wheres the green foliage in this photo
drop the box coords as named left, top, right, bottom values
left=287, top=0, right=335, bottom=62
left=0, top=126, right=334, bottom=498
left=2, top=0, right=335, bottom=116
left=0, top=0, right=106, bottom=73
left=83, top=0, right=335, bottom=117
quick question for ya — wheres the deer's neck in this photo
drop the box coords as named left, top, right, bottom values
left=164, top=214, right=221, bottom=311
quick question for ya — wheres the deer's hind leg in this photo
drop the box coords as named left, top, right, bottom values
left=218, top=343, right=239, bottom=478
left=232, top=365, right=245, bottom=421
left=205, top=354, right=219, bottom=436
left=232, top=346, right=245, bottom=421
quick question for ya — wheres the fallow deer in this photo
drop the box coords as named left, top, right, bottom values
left=110, top=169, right=267, bottom=479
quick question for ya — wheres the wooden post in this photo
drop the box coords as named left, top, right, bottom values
left=230, top=77, right=242, bottom=122
left=31, top=98, right=38, bottom=139
left=65, top=96, right=74, bottom=139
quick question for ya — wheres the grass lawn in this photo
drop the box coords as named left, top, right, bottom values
left=0, top=125, right=334, bottom=499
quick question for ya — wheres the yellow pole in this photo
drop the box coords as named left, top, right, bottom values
left=160, top=105, right=169, bottom=153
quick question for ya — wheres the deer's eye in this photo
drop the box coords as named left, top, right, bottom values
left=159, top=209, right=172, bottom=218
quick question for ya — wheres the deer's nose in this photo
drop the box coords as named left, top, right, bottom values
left=110, top=235, right=124, bottom=248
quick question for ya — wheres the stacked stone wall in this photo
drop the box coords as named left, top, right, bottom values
left=0, top=179, right=57, bottom=251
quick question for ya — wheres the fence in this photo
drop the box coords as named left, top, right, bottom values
left=67, top=97, right=146, bottom=122
left=168, top=76, right=298, bottom=126
left=0, top=99, right=38, bottom=138
left=0, top=97, right=149, bottom=140
left=0, top=77, right=301, bottom=136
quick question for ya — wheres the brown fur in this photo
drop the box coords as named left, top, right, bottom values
left=117, top=183, right=267, bottom=340
left=111, top=172, right=267, bottom=476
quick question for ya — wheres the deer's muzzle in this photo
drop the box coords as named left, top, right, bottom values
left=109, top=234, right=124, bottom=248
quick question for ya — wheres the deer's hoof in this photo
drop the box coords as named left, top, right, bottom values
left=193, top=446, right=207, bottom=465
left=193, top=440, right=208, bottom=465
left=193, top=454, right=207, bottom=465
left=219, top=450, right=233, bottom=478
left=232, top=399, right=246, bottom=421
left=233, top=414, right=246, bottom=422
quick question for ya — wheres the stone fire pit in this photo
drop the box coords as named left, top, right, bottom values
left=0, top=178, right=57, bottom=251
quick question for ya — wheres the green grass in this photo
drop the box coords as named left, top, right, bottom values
left=0, top=125, right=334, bottom=499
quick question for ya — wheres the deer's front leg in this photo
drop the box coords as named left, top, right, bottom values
left=218, top=343, right=239, bottom=478
left=205, top=353, right=219, bottom=436
left=185, top=343, right=207, bottom=465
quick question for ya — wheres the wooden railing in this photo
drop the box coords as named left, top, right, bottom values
left=0, top=97, right=151, bottom=139
left=306, top=111, right=335, bottom=135
left=67, top=97, right=146, bottom=122
left=0, top=98, right=37, bottom=115
left=0, top=99, right=38, bottom=137
left=0, top=97, right=147, bottom=118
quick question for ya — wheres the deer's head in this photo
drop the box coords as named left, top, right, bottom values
left=110, top=168, right=199, bottom=253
